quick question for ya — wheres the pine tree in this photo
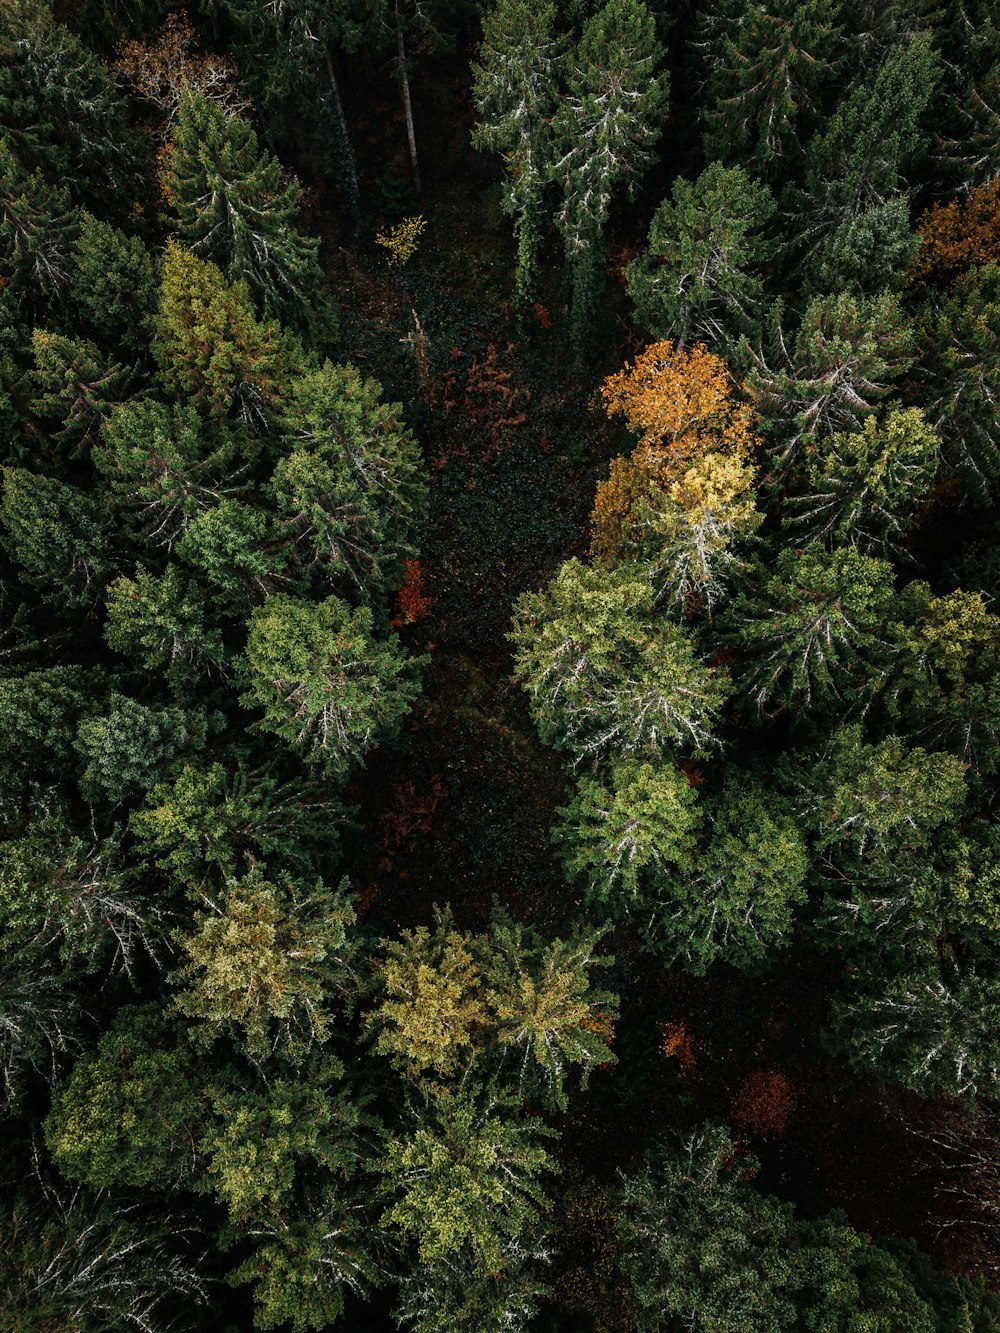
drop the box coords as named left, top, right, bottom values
left=627, top=163, right=775, bottom=349
left=552, top=0, right=668, bottom=347
left=787, top=405, right=940, bottom=554
left=167, top=90, right=325, bottom=331
left=472, top=0, right=566, bottom=329
left=700, top=0, right=844, bottom=177
left=510, top=559, right=728, bottom=762
left=240, top=594, right=422, bottom=776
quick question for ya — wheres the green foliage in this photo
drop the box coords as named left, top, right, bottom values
left=701, top=0, right=844, bottom=176
left=627, top=162, right=775, bottom=348
left=241, top=593, right=421, bottom=776
left=29, top=330, right=131, bottom=457
left=69, top=212, right=156, bottom=358
left=920, top=263, right=1000, bottom=502
left=472, top=0, right=565, bottom=325
left=731, top=547, right=897, bottom=717
left=376, top=1084, right=555, bottom=1271
left=745, top=292, right=914, bottom=461
left=0, top=467, right=111, bottom=608
left=553, top=0, right=668, bottom=345
left=366, top=906, right=617, bottom=1109
left=74, top=693, right=206, bottom=807
left=171, top=867, right=357, bottom=1061
left=555, top=759, right=700, bottom=906
left=789, top=406, right=940, bottom=554
left=104, top=564, right=224, bottom=679
left=131, top=762, right=340, bottom=886
left=510, top=558, right=728, bottom=761
left=271, top=360, right=426, bottom=597
left=45, top=1003, right=201, bottom=1189
left=154, top=240, right=302, bottom=427
left=619, top=1126, right=950, bottom=1332
left=169, top=91, right=325, bottom=332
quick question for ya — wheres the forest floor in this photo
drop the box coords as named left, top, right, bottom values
left=312, top=53, right=974, bottom=1323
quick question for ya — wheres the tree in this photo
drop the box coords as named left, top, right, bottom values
left=743, top=292, right=914, bottom=462
left=154, top=240, right=302, bottom=428
left=793, top=34, right=937, bottom=293
left=176, top=499, right=282, bottom=608
left=94, top=399, right=244, bottom=550
left=0, top=0, right=136, bottom=205
left=555, top=759, right=700, bottom=908
left=627, top=163, right=775, bottom=349
left=366, top=907, right=488, bottom=1082
left=656, top=779, right=809, bottom=972
left=44, top=1003, right=202, bottom=1190
left=731, top=547, right=897, bottom=718
left=240, top=594, right=422, bottom=776
left=553, top=0, right=668, bottom=345
left=479, top=911, right=618, bottom=1111
left=29, top=331, right=132, bottom=458
left=618, top=1125, right=804, bottom=1332
left=472, top=0, right=565, bottom=328
left=0, top=140, right=78, bottom=324
left=889, top=582, right=1000, bottom=774
left=104, top=565, right=225, bottom=680
left=591, top=339, right=758, bottom=569
left=510, top=559, right=728, bottom=762
left=618, top=1125, right=952, bottom=1332
left=787, top=405, right=940, bottom=554
left=271, top=360, right=426, bottom=598
left=833, top=959, right=1000, bottom=1100
left=376, top=1084, right=556, bottom=1273
left=166, top=91, right=325, bottom=331
left=0, top=468, right=111, bottom=609
left=700, top=0, right=844, bottom=177
left=919, top=263, right=1000, bottom=502
left=171, top=867, right=358, bottom=1061
left=0, top=1184, right=208, bottom=1333
left=68, top=212, right=155, bottom=361
left=74, top=693, right=205, bottom=808
left=910, top=178, right=1000, bottom=286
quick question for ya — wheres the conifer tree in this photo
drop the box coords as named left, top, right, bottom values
left=510, top=559, right=728, bottom=762
left=552, top=0, right=668, bottom=347
left=167, top=90, right=325, bottom=331
left=700, top=0, right=844, bottom=177
left=472, top=0, right=565, bottom=329
left=627, top=163, right=775, bottom=349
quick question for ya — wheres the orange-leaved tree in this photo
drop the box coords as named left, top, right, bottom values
left=592, top=341, right=760, bottom=611
left=910, top=178, right=1000, bottom=286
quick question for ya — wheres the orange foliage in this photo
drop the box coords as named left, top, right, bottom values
left=390, top=558, right=433, bottom=628
left=659, top=1018, right=696, bottom=1072
left=911, top=179, right=1000, bottom=285
left=534, top=302, right=552, bottom=330
left=114, top=13, right=245, bottom=123
left=730, top=1070, right=797, bottom=1138
left=592, top=340, right=756, bottom=562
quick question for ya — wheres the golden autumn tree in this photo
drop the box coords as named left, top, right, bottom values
left=910, top=178, right=1000, bottom=285
left=592, top=340, right=760, bottom=613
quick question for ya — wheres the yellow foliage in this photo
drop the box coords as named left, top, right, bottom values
left=592, top=342, right=759, bottom=565
left=376, top=214, right=427, bottom=267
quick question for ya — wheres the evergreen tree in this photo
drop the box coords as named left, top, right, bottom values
left=271, top=360, right=426, bottom=599
left=788, top=405, right=940, bottom=554
left=700, top=0, right=844, bottom=178
left=627, top=163, right=775, bottom=349
left=552, top=0, right=668, bottom=347
left=472, top=0, right=566, bottom=329
left=167, top=91, right=326, bottom=332
left=510, top=559, right=728, bottom=762
left=240, top=593, right=422, bottom=776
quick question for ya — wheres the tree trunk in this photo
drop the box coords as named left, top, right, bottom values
left=323, top=43, right=359, bottom=215
left=395, top=0, right=421, bottom=195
